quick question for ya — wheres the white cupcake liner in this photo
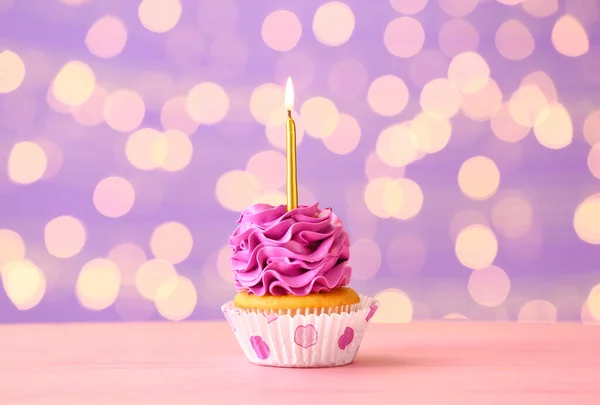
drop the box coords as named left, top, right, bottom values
left=221, top=295, right=379, bottom=368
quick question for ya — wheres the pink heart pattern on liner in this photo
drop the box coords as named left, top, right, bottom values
left=250, top=336, right=270, bottom=360
left=365, top=303, right=378, bottom=322
left=338, top=327, right=354, bottom=350
left=294, top=324, right=318, bottom=348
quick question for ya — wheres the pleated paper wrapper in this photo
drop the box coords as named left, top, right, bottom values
left=221, top=295, right=379, bottom=368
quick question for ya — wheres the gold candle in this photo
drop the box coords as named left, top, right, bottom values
left=285, top=77, right=298, bottom=211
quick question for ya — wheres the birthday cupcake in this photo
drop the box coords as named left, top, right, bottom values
left=221, top=203, right=379, bottom=368
left=221, top=77, right=378, bottom=367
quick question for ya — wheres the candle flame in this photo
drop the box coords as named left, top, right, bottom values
left=285, top=77, right=294, bottom=111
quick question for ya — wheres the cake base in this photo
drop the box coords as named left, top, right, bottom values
left=233, top=287, right=360, bottom=311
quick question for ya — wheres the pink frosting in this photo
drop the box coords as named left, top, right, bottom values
left=229, top=203, right=352, bottom=296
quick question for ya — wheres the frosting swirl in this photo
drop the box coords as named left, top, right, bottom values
left=229, top=203, right=351, bottom=296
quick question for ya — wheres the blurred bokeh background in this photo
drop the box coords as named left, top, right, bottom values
left=0, top=0, right=599, bottom=325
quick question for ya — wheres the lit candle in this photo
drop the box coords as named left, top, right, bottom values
left=285, top=77, right=298, bottom=211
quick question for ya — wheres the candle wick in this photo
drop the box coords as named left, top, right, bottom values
left=287, top=110, right=292, bottom=118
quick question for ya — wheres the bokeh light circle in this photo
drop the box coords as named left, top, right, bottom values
left=138, top=0, right=182, bottom=33
left=187, top=82, right=229, bottom=125
left=323, top=113, right=361, bottom=155
left=155, top=275, right=197, bottom=321
left=518, top=300, right=557, bottom=323
left=93, top=176, right=136, bottom=218
left=216, top=170, right=260, bottom=212
left=7, top=141, right=48, bottom=185
left=372, top=288, right=413, bottom=323
left=104, top=89, right=146, bottom=132
left=261, top=10, right=302, bottom=52
left=44, top=216, right=87, bottom=259
left=573, top=194, right=600, bottom=245
left=455, top=224, right=498, bottom=270
left=533, top=103, right=573, bottom=149
left=85, top=15, right=128, bottom=59
left=384, top=17, right=425, bottom=58
left=312, top=2, right=355, bottom=47
left=76, top=258, right=121, bottom=311
left=491, top=194, right=534, bottom=238
left=495, top=19, right=535, bottom=61
left=160, top=129, right=193, bottom=172
left=420, top=78, right=462, bottom=118
left=367, top=75, right=409, bottom=117
left=2, top=259, right=46, bottom=310
left=125, top=128, right=168, bottom=171
left=458, top=156, right=500, bottom=200
left=468, top=265, right=511, bottom=307
left=52, top=61, right=95, bottom=107
left=246, top=150, right=286, bottom=190
left=135, top=259, right=178, bottom=301
left=0, top=50, right=26, bottom=94
left=551, top=15, right=589, bottom=57
left=447, top=52, right=490, bottom=93
left=300, top=96, right=339, bottom=139
left=150, top=222, right=193, bottom=265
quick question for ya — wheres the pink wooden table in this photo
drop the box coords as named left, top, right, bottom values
left=0, top=321, right=598, bottom=405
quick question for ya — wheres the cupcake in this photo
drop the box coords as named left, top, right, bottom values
left=221, top=202, right=379, bottom=368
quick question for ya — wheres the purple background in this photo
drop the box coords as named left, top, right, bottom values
left=1, top=0, right=599, bottom=324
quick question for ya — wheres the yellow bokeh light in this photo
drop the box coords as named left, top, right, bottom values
left=323, top=113, right=361, bottom=155
left=420, top=78, right=462, bottom=118
left=587, top=144, right=600, bottom=179
left=587, top=284, right=600, bottom=321
left=0, top=50, right=26, bottom=94
left=107, top=243, right=147, bottom=286
left=455, top=224, right=498, bottom=270
left=409, top=111, right=452, bottom=154
left=93, top=176, right=136, bottom=218
left=138, top=0, right=182, bottom=33
left=518, top=299, right=557, bottom=323
left=44, top=215, right=87, bottom=259
left=52, top=61, right=95, bottom=107
left=150, top=222, right=193, bottom=265
left=376, top=123, right=421, bottom=168
left=350, top=238, right=382, bottom=281
left=2, top=259, right=46, bottom=310
left=313, top=2, right=355, bottom=46
left=7, top=141, right=48, bottom=185
left=76, top=258, right=121, bottom=311
left=160, top=129, right=193, bottom=172
left=551, top=15, right=589, bottom=57
left=216, top=170, right=260, bottom=212
left=460, top=78, right=503, bottom=121
left=458, top=156, right=500, bottom=200
left=391, top=178, right=424, bottom=220
left=0, top=229, right=25, bottom=271
left=573, top=194, right=600, bottom=245
left=439, top=0, right=478, bottom=17
left=491, top=194, right=534, bottom=238
left=160, top=96, right=199, bottom=136
left=251, top=83, right=284, bottom=125
left=447, top=51, right=490, bottom=93
left=508, top=85, right=548, bottom=128
left=438, top=18, right=479, bottom=58
left=521, top=0, right=558, bottom=18
left=495, top=19, right=535, bottom=61
left=583, top=109, right=600, bottom=146
left=261, top=10, right=302, bottom=52
left=389, top=0, right=427, bottom=14
left=367, top=75, right=410, bottom=117
left=364, top=177, right=396, bottom=219
left=71, top=85, right=107, bottom=127
left=155, top=275, right=197, bottom=321
left=246, top=150, right=286, bottom=191
left=104, top=88, right=146, bottom=132
left=85, top=15, right=128, bottom=59
left=125, top=128, right=168, bottom=171
left=384, top=17, right=425, bottom=58
left=46, top=82, right=71, bottom=114
left=491, top=103, right=530, bottom=143
left=533, top=103, right=573, bottom=149
left=468, top=265, right=511, bottom=307
left=300, top=96, right=339, bottom=139
left=135, top=259, right=178, bottom=301
left=372, top=288, right=413, bottom=323
left=521, top=71, right=558, bottom=104
left=186, top=82, right=229, bottom=125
